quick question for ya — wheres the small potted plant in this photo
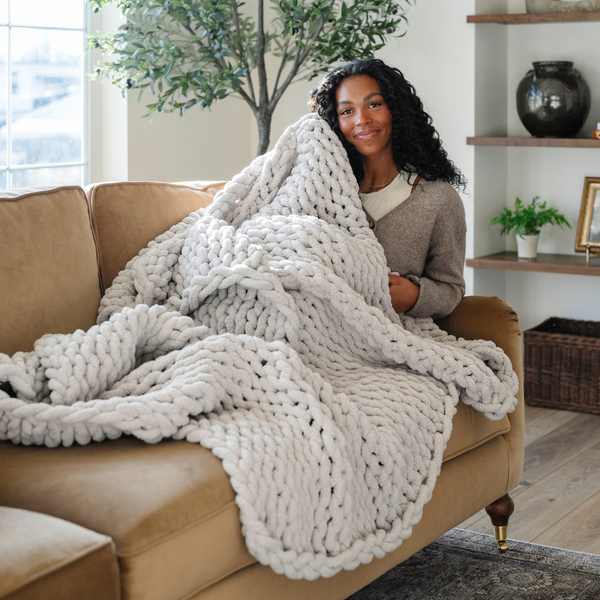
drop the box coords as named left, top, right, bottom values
left=490, top=196, right=571, bottom=259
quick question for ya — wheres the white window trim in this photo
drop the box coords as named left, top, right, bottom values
left=1, top=3, right=90, bottom=188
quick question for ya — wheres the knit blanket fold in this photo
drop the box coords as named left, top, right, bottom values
left=0, top=114, right=518, bottom=579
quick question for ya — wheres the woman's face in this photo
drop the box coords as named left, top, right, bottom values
left=335, top=75, right=393, bottom=160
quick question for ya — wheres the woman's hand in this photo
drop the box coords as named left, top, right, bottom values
left=388, top=274, right=420, bottom=313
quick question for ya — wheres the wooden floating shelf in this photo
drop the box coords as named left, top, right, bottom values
left=467, top=252, right=600, bottom=277
left=467, top=11, right=600, bottom=24
left=467, top=136, right=600, bottom=148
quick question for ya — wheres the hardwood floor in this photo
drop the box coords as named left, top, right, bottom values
left=458, top=404, right=600, bottom=555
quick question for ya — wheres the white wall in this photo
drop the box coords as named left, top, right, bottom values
left=88, top=4, right=128, bottom=183
left=126, top=95, right=253, bottom=182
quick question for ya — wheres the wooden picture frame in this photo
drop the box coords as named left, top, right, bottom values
left=526, top=0, right=600, bottom=12
left=574, top=177, right=600, bottom=260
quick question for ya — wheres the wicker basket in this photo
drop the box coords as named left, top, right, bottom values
left=524, top=317, right=600, bottom=414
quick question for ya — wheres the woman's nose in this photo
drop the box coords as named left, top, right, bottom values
left=355, top=109, right=372, bottom=125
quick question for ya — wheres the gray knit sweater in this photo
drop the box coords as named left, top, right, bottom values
left=364, top=178, right=466, bottom=319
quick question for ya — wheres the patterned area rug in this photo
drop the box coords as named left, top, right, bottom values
left=347, top=528, right=600, bottom=599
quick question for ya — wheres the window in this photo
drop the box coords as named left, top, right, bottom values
left=0, top=0, right=86, bottom=190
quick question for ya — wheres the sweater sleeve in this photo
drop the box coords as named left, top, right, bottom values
left=403, top=192, right=466, bottom=319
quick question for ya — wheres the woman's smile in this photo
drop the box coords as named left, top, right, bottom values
left=355, top=129, right=380, bottom=140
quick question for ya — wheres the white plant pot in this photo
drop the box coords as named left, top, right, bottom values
left=516, top=234, right=539, bottom=259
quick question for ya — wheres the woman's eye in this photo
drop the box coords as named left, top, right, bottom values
left=369, top=102, right=382, bottom=108
left=339, top=108, right=352, bottom=116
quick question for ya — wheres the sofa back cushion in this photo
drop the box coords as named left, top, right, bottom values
left=87, top=181, right=226, bottom=292
left=0, top=186, right=101, bottom=355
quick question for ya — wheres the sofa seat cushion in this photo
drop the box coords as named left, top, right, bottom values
left=87, top=181, right=219, bottom=292
left=0, top=397, right=508, bottom=600
left=0, top=507, right=119, bottom=600
left=0, top=438, right=255, bottom=600
left=435, top=295, right=519, bottom=464
left=0, top=186, right=101, bottom=355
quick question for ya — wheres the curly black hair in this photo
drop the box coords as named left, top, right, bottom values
left=308, top=59, right=466, bottom=189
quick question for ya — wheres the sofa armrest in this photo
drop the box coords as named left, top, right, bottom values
left=0, top=507, right=119, bottom=600
left=435, top=296, right=525, bottom=492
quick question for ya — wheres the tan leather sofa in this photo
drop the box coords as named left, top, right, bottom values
left=0, top=181, right=524, bottom=600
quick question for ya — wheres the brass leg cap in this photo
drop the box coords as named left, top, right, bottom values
left=494, top=525, right=508, bottom=553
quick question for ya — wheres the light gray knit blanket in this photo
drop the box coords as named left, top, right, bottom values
left=0, top=114, right=518, bottom=580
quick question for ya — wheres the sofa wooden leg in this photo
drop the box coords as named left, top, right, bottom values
left=485, top=493, right=514, bottom=553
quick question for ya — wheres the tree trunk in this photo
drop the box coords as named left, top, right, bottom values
left=256, top=111, right=272, bottom=156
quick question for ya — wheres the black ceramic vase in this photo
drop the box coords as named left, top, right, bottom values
left=516, top=61, right=591, bottom=137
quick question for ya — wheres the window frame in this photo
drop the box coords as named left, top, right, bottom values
left=0, top=1, right=88, bottom=189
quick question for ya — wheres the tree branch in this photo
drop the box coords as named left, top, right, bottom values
left=232, top=0, right=256, bottom=104
left=255, top=0, right=269, bottom=110
left=271, top=39, right=291, bottom=98
left=269, top=16, right=328, bottom=111
left=181, top=21, right=258, bottom=111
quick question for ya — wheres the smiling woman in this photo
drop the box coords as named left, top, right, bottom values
left=309, top=59, right=468, bottom=319
left=0, top=0, right=85, bottom=190
left=336, top=75, right=394, bottom=172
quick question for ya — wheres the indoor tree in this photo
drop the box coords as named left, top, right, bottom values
left=88, top=0, right=414, bottom=155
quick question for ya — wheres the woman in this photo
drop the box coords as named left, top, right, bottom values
left=308, top=59, right=467, bottom=319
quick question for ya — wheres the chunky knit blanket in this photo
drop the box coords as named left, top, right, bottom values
left=0, top=114, right=518, bottom=580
